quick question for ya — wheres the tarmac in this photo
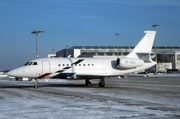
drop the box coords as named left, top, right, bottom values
left=0, top=76, right=180, bottom=119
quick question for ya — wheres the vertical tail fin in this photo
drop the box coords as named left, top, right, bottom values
left=125, top=31, right=156, bottom=59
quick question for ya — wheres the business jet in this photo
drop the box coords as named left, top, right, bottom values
left=7, top=31, right=156, bottom=88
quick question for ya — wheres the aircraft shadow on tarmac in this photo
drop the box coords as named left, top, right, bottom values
left=0, top=83, right=118, bottom=89
left=0, top=83, right=100, bottom=88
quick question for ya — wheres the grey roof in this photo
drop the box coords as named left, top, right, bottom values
left=70, top=46, right=180, bottom=49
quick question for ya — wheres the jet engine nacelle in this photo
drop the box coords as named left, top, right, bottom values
left=116, top=58, right=144, bottom=69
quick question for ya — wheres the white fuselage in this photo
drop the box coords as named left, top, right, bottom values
left=7, top=57, right=156, bottom=80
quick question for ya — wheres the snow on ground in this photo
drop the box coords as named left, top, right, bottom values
left=0, top=77, right=180, bottom=119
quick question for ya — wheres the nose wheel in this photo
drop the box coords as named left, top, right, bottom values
left=34, top=79, right=38, bottom=88
left=34, top=85, right=38, bottom=88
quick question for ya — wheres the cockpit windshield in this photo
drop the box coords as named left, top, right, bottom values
left=24, top=62, right=29, bottom=66
left=33, top=62, right=37, bottom=65
left=28, top=62, right=33, bottom=65
left=24, top=62, right=38, bottom=66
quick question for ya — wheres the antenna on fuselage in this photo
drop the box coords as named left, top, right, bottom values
left=68, top=55, right=71, bottom=58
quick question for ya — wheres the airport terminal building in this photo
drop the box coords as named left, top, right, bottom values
left=55, top=46, right=180, bottom=73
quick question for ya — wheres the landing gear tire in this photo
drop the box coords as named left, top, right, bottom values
left=99, top=78, right=105, bottom=87
left=34, top=79, right=38, bottom=88
left=85, top=80, right=91, bottom=87
left=98, top=82, right=105, bottom=87
left=34, top=85, right=38, bottom=88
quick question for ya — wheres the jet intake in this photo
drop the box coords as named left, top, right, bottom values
left=116, top=58, right=144, bottom=69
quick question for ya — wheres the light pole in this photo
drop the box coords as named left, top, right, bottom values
left=31, top=30, right=44, bottom=58
left=152, top=24, right=159, bottom=54
left=29, top=54, right=31, bottom=60
left=115, top=33, right=120, bottom=58
left=52, top=49, right=54, bottom=54
left=66, top=46, right=68, bottom=57
left=152, top=24, right=159, bottom=73
left=52, top=49, right=55, bottom=58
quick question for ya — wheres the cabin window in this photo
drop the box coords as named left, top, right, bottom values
left=92, top=64, right=94, bottom=66
left=63, top=64, right=65, bottom=67
left=58, top=64, right=61, bottom=67
left=79, top=64, right=81, bottom=66
left=67, top=64, right=69, bottom=66
left=24, top=62, right=29, bottom=66
left=83, top=64, right=85, bottom=66
left=88, top=64, right=90, bottom=66
left=33, top=62, right=38, bottom=65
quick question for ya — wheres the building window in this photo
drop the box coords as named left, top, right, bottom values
left=170, top=55, right=175, bottom=60
left=177, top=54, right=180, bottom=60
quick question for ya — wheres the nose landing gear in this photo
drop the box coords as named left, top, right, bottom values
left=33, top=79, right=38, bottom=88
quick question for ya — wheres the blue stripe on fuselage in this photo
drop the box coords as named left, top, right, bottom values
left=52, top=73, right=75, bottom=79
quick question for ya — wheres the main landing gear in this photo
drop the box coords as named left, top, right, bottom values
left=98, top=78, right=105, bottom=87
left=85, top=78, right=105, bottom=87
left=85, top=79, right=91, bottom=87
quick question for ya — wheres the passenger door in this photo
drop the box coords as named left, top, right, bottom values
left=42, top=60, right=50, bottom=74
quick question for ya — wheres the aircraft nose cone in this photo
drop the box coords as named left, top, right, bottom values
left=7, top=70, right=17, bottom=77
left=7, top=68, right=25, bottom=77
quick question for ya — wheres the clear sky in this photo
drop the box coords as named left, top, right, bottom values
left=0, top=0, right=180, bottom=70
